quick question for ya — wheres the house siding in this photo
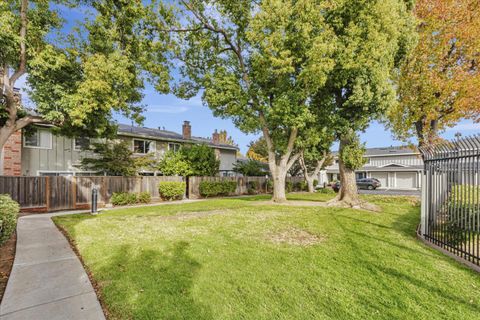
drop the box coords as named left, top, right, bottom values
left=325, top=149, right=423, bottom=190
left=20, top=127, right=238, bottom=176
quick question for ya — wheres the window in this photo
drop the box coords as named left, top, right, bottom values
left=133, top=139, right=155, bottom=154
left=73, top=137, right=90, bottom=151
left=23, top=128, right=52, bottom=149
left=168, top=143, right=181, bottom=153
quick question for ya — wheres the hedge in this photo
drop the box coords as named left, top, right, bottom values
left=111, top=192, right=138, bottom=206
left=110, top=192, right=153, bottom=206
left=159, top=181, right=186, bottom=201
left=199, top=180, right=237, bottom=197
left=0, top=194, right=19, bottom=246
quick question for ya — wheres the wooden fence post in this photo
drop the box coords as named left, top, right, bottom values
left=45, top=176, right=51, bottom=212
left=72, top=176, right=77, bottom=209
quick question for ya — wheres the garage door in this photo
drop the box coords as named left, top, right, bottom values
left=396, top=172, right=417, bottom=189
left=371, top=172, right=388, bottom=188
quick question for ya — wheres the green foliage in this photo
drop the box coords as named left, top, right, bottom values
left=0, top=194, right=19, bottom=245
left=317, top=187, right=335, bottom=195
left=181, top=144, right=220, bottom=176
left=137, top=192, right=152, bottom=204
left=285, top=181, right=294, bottom=193
left=233, top=160, right=268, bottom=177
left=340, top=136, right=368, bottom=170
left=158, top=144, right=219, bottom=177
left=81, top=141, right=156, bottom=176
left=157, top=151, right=192, bottom=177
left=1, top=0, right=172, bottom=145
left=247, top=181, right=260, bottom=195
left=111, top=192, right=138, bottom=206
left=199, top=181, right=237, bottom=198
left=158, top=181, right=186, bottom=201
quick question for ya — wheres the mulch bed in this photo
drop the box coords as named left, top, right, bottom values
left=0, top=232, right=16, bottom=303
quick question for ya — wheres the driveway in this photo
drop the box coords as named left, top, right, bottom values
left=359, top=189, right=421, bottom=196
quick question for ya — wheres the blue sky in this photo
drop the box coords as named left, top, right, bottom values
left=20, top=4, right=480, bottom=154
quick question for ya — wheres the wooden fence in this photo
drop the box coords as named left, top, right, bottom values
left=0, top=175, right=183, bottom=212
left=187, top=176, right=304, bottom=199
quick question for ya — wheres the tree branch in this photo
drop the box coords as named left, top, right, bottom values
left=14, top=115, right=46, bottom=131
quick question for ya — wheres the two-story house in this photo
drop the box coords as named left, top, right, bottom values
left=324, top=146, right=423, bottom=190
left=2, top=121, right=238, bottom=177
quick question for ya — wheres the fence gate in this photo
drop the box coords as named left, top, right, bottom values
left=419, top=136, right=480, bottom=267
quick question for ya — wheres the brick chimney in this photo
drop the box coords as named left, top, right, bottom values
left=2, top=130, right=22, bottom=176
left=182, top=121, right=191, bottom=140
left=212, top=129, right=220, bottom=145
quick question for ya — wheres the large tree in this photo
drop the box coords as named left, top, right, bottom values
left=157, top=0, right=336, bottom=202
left=386, top=0, right=480, bottom=147
left=0, top=0, right=170, bottom=172
left=314, top=0, right=416, bottom=209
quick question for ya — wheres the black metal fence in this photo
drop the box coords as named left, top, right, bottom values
left=419, top=136, right=480, bottom=266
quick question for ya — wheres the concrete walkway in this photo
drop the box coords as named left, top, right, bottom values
left=0, top=212, right=105, bottom=320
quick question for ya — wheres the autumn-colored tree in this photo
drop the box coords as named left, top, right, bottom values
left=387, top=0, right=480, bottom=147
left=246, top=138, right=268, bottom=162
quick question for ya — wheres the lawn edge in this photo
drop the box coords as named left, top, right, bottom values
left=415, top=224, right=480, bottom=274
left=0, top=232, right=16, bottom=305
left=53, top=219, right=113, bottom=319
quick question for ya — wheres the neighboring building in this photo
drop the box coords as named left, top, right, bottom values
left=325, top=146, right=423, bottom=190
left=2, top=121, right=239, bottom=176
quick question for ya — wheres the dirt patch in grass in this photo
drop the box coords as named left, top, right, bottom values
left=0, top=232, right=16, bottom=303
left=253, top=200, right=328, bottom=207
left=139, top=210, right=230, bottom=221
left=266, top=228, right=324, bottom=246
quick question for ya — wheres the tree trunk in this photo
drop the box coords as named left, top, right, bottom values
left=0, top=126, right=15, bottom=175
left=336, top=137, right=361, bottom=205
left=306, top=176, right=315, bottom=193
left=271, top=165, right=287, bottom=202
left=327, top=135, right=380, bottom=212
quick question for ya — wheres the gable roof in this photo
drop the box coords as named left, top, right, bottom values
left=332, top=145, right=419, bottom=157
left=117, top=124, right=238, bottom=151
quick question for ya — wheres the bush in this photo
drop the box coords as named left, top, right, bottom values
left=137, top=192, right=151, bottom=204
left=111, top=192, right=138, bottom=206
left=313, top=179, right=318, bottom=187
left=0, top=195, right=19, bottom=245
left=286, top=181, right=293, bottom=193
left=317, top=187, right=335, bottom=194
left=247, top=180, right=260, bottom=195
left=199, top=180, right=237, bottom=197
left=159, top=181, right=186, bottom=201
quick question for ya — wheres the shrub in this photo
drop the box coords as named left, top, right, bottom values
left=137, top=192, right=151, bottom=204
left=317, top=187, right=335, bottom=195
left=0, top=195, right=19, bottom=245
left=159, top=181, right=186, bottom=201
left=299, top=181, right=308, bottom=191
left=111, top=192, right=138, bottom=206
left=199, top=180, right=237, bottom=197
left=313, top=179, right=318, bottom=186
left=286, top=181, right=293, bottom=193
left=247, top=180, right=260, bottom=195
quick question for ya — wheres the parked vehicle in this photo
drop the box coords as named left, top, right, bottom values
left=357, top=178, right=381, bottom=190
left=331, top=178, right=381, bottom=192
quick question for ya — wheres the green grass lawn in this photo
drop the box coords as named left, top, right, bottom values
left=54, top=194, right=480, bottom=320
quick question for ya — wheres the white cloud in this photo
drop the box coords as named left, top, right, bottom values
left=146, top=105, right=190, bottom=114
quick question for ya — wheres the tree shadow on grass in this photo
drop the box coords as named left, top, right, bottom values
left=329, top=212, right=480, bottom=316
left=93, top=241, right=212, bottom=319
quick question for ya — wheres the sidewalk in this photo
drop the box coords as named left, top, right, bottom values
left=0, top=212, right=105, bottom=320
